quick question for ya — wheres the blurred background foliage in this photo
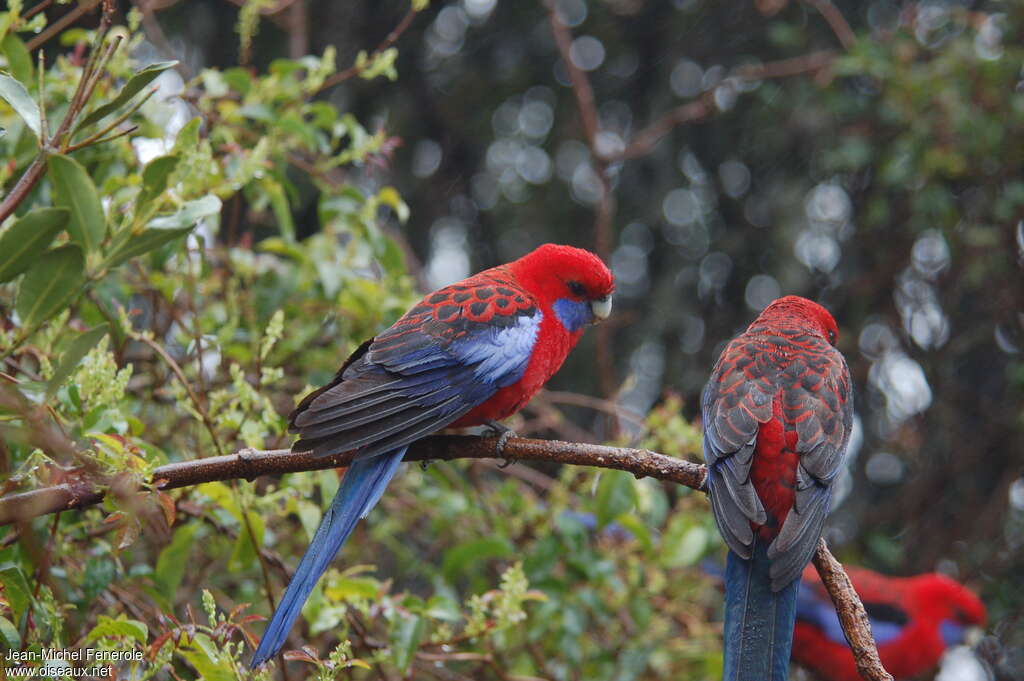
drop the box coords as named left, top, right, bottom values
left=0, top=0, right=1022, bottom=679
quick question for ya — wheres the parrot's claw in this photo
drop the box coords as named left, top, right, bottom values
left=483, top=420, right=518, bottom=467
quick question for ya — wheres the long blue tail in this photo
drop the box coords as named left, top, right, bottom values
left=251, top=447, right=406, bottom=667
left=723, top=541, right=800, bottom=681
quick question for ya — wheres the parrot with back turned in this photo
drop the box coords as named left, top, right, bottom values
left=702, top=295, right=853, bottom=681
left=250, top=243, right=614, bottom=667
left=793, top=564, right=986, bottom=681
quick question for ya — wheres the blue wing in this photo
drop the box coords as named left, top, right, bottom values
left=795, top=578, right=905, bottom=646
left=290, top=304, right=543, bottom=458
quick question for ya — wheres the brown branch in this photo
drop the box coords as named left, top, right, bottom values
left=25, top=0, right=103, bottom=51
left=0, top=436, right=705, bottom=526
left=0, top=1, right=118, bottom=225
left=812, top=539, right=894, bottom=681
left=0, top=433, right=891, bottom=681
left=736, top=49, right=837, bottom=81
left=803, top=0, right=856, bottom=50
left=545, top=1, right=598, bottom=149
left=314, top=7, right=419, bottom=94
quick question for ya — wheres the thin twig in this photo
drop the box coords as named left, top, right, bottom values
left=132, top=333, right=226, bottom=457
left=314, top=7, right=419, bottom=94
left=24, top=0, right=56, bottom=20
left=0, top=1, right=119, bottom=224
left=803, top=0, right=856, bottom=50
left=25, top=0, right=103, bottom=51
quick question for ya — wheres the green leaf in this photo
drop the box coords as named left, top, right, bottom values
left=15, top=245, right=85, bottom=329
left=0, top=207, right=69, bottom=282
left=148, top=194, right=222, bottom=230
left=0, top=566, right=31, bottom=623
left=595, top=470, right=637, bottom=528
left=178, top=633, right=235, bottom=681
left=106, top=194, right=221, bottom=268
left=389, top=613, right=424, bottom=674
left=261, top=177, right=295, bottom=242
left=441, top=537, right=512, bottom=581
left=76, top=60, right=178, bottom=131
left=137, top=154, right=179, bottom=206
left=173, top=117, right=201, bottom=153
left=154, top=524, right=197, bottom=602
left=46, top=324, right=109, bottom=397
left=0, top=615, right=20, bottom=649
left=1, top=34, right=33, bottom=86
left=228, top=510, right=263, bottom=572
left=85, top=615, right=148, bottom=645
left=0, top=72, right=41, bottom=139
left=48, top=154, right=105, bottom=252
left=661, top=516, right=709, bottom=568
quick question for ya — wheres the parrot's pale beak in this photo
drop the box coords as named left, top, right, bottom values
left=965, top=626, right=985, bottom=646
left=591, top=295, right=612, bottom=321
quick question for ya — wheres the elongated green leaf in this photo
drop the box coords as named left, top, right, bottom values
left=46, top=324, right=109, bottom=397
left=138, top=154, right=179, bottom=205
left=15, top=245, right=85, bottom=328
left=154, top=524, right=197, bottom=602
left=76, top=60, right=178, bottom=131
left=0, top=207, right=69, bottom=282
left=48, top=154, right=105, bottom=252
left=595, top=470, right=637, bottom=528
left=389, top=614, right=424, bottom=674
left=0, top=72, right=41, bottom=139
left=441, top=537, right=512, bottom=581
left=106, top=194, right=221, bottom=268
left=1, top=34, right=33, bottom=86
left=0, top=566, right=31, bottom=623
left=85, top=615, right=148, bottom=645
left=0, top=615, right=20, bottom=649
left=148, top=194, right=222, bottom=230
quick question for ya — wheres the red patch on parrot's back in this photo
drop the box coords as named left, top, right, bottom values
left=750, top=396, right=799, bottom=541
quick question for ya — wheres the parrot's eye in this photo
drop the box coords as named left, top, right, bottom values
left=567, top=280, right=587, bottom=298
left=827, top=329, right=837, bottom=345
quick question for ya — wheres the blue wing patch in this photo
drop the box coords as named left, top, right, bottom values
left=449, top=310, right=542, bottom=387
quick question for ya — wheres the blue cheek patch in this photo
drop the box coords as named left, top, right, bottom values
left=940, top=619, right=965, bottom=647
left=553, top=298, right=592, bottom=332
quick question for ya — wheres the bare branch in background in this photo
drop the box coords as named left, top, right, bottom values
left=315, top=7, right=420, bottom=94
left=803, top=0, right=857, bottom=50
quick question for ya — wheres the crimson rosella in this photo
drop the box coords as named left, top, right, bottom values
left=251, top=243, right=614, bottom=666
left=702, top=295, right=853, bottom=681
left=793, top=564, right=986, bottom=681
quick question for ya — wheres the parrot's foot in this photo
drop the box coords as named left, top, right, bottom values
left=484, top=420, right=518, bottom=467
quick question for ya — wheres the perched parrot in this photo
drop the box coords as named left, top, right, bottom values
left=793, top=564, right=986, bottom=681
left=251, top=243, right=614, bottom=666
left=702, top=295, right=853, bottom=681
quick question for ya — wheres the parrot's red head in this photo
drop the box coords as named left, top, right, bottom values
left=509, top=244, right=615, bottom=331
left=910, top=574, right=987, bottom=645
left=755, top=295, right=840, bottom=346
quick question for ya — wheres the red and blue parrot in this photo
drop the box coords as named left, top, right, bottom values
left=702, top=295, right=853, bottom=681
left=793, top=564, right=986, bottom=681
left=251, top=243, right=614, bottom=666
